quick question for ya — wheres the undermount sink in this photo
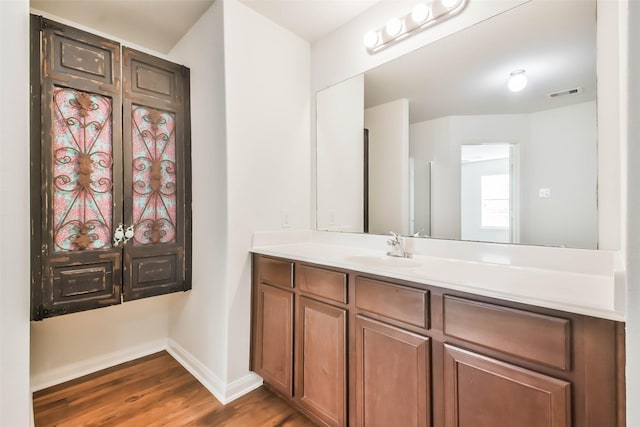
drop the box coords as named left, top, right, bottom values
left=344, top=254, right=421, bottom=268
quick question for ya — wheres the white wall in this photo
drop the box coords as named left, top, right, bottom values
left=365, top=99, right=409, bottom=235
left=222, top=0, right=310, bottom=383
left=0, top=1, right=31, bottom=425
left=30, top=297, right=172, bottom=389
left=410, top=117, right=457, bottom=239
left=409, top=103, right=597, bottom=249
left=626, top=0, right=638, bottom=424
left=167, top=0, right=311, bottom=399
left=523, top=102, right=597, bottom=249
left=410, top=114, right=528, bottom=241
left=317, top=75, right=364, bottom=232
left=597, top=0, right=624, bottom=251
left=167, top=0, right=230, bottom=393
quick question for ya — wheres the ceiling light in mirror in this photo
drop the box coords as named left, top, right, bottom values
left=508, top=69, right=528, bottom=92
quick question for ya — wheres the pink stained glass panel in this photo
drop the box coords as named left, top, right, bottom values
left=52, top=87, right=113, bottom=252
left=131, top=105, right=177, bottom=246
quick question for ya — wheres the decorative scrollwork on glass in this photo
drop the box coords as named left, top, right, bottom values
left=52, top=87, right=114, bottom=252
left=131, top=105, right=177, bottom=245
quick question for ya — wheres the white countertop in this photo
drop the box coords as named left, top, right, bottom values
left=251, top=230, right=626, bottom=321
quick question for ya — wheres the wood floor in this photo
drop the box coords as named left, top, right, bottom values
left=33, top=351, right=317, bottom=427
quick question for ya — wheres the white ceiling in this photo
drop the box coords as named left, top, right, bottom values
left=30, top=0, right=380, bottom=53
left=238, top=0, right=380, bottom=42
left=364, top=0, right=597, bottom=123
left=30, top=0, right=216, bottom=53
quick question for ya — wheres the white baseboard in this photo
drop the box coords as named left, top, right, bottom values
left=30, top=338, right=263, bottom=407
left=224, top=371, right=264, bottom=403
left=166, top=339, right=262, bottom=404
left=165, top=339, right=227, bottom=403
left=30, top=338, right=168, bottom=392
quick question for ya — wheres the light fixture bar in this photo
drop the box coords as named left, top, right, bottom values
left=364, top=0, right=468, bottom=53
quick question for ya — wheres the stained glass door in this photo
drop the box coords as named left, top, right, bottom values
left=121, top=48, right=192, bottom=301
left=32, top=18, right=123, bottom=319
left=31, top=18, right=192, bottom=320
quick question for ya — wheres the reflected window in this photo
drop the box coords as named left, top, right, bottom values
left=481, top=174, right=509, bottom=229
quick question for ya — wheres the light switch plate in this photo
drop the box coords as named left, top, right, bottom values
left=281, top=209, right=290, bottom=228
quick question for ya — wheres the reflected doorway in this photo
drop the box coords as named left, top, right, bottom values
left=461, top=144, right=519, bottom=243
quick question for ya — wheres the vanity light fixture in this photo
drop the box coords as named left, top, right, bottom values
left=411, top=4, right=431, bottom=24
left=508, top=69, right=528, bottom=92
left=385, top=18, right=403, bottom=37
left=441, top=0, right=462, bottom=9
left=363, top=30, right=380, bottom=49
left=364, top=0, right=468, bottom=53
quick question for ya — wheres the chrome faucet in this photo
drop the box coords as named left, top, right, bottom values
left=386, top=232, right=412, bottom=258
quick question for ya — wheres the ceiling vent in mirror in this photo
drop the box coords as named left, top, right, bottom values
left=547, top=87, right=583, bottom=98
left=363, top=0, right=468, bottom=53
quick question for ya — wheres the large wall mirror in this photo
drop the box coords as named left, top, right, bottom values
left=316, top=0, right=597, bottom=249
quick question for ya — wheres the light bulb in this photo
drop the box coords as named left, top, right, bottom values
left=441, top=0, right=461, bottom=9
left=385, top=18, right=403, bottom=37
left=363, top=30, right=379, bottom=49
left=411, top=4, right=430, bottom=24
left=508, top=70, right=528, bottom=92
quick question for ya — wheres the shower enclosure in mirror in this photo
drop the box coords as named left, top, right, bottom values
left=316, top=0, right=598, bottom=249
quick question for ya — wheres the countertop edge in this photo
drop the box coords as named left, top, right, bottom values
left=251, top=244, right=626, bottom=322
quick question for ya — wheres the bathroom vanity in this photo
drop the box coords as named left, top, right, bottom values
left=250, top=235, right=625, bottom=427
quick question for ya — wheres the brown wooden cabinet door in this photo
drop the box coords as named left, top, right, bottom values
left=296, top=297, right=347, bottom=427
left=355, top=315, right=430, bottom=427
left=443, top=345, right=571, bottom=427
left=254, top=283, right=294, bottom=397
left=31, top=17, right=192, bottom=319
left=121, top=47, right=191, bottom=301
left=31, top=16, right=123, bottom=319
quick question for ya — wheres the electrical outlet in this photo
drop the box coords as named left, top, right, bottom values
left=539, top=188, right=551, bottom=198
left=281, top=210, right=290, bottom=228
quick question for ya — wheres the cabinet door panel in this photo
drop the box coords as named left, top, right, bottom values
left=443, top=345, right=571, bottom=427
left=296, top=297, right=347, bottom=427
left=32, top=17, right=123, bottom=319
left=355, top=316, right=430, bottom=427
left=254, top=283, right=294, bottom=397
left=122, top=47, right=191, bottom=300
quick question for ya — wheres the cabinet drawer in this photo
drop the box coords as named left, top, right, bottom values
left=355, top=277, right=429, bottom=329
left=257, top=256, right=294, bottom=289
left=297, top=264, right=347, bottom=304
left=443, top=296, right=571, bottom=370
